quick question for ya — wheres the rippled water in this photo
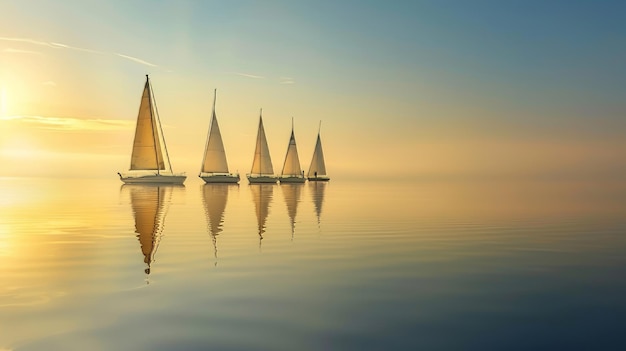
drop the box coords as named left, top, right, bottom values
left=1, top=177, right=626, bottom=350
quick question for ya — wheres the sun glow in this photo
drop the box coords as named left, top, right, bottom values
left=0, top=86, right=6, bottom=117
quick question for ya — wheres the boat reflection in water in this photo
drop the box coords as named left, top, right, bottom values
left=122, top=184, right=179, bottom=278
left=280, top=183, right=303, bottom=239
left=250, top=184, right=274, bottom=248
left=309, top=181, right=327, bottom=226
left=201, top=184, right=236, bottom=265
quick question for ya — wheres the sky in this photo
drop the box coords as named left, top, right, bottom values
left=0, top=0, right=625, bottom=180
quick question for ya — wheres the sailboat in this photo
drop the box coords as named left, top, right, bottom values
left=247, top=110, right=278, bottom=183
left=118, top=75, right=186, bottom=184
left=307, top=121, right=330, bottom=181
left=278, top=118, right=306, bottom=183
left=199, top=89, right=240, bottom=183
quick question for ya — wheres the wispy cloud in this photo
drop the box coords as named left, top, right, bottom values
left=1, top=115, right=134, bottom=131
left=42, top=81, right=57, bottom=86
left=50, top=41, right=103, bottom=54
left=3, top=47, right=43, bottom=55
left=279, top=76, right=295, bottom=84
left=228, top=72, right=266, bottom=79
left=0, top=37, right=157, bottom=68
left=116, top=53, right=157, bottom=67
left=0, top=37, right=55, bottom=47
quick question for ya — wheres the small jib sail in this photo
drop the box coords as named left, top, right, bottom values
left=199, top=90, right=239, bottom=183
left=307, top=122, right=329, bottom=181
left=119, top=75, right=186, bottom=184
left=279, top=118, right=305, bottom=183
left=248, top=110, right=277, bottom=183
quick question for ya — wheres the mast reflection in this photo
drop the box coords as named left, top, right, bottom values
left=202, top=184, right=235, bottom=265
left=122, top=184, right=178, bottom=277
left=309, top=181, right=327, bottom=226
left=250, top=184, right=274, bottom=249
left=280, top=183, right=303, bottom=240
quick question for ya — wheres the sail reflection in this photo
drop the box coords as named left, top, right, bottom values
left=202, top=184, right=236, bottom=264
left=250, top=184, right=274, bottom=247
left=309, top=181, right=327, bottom=225
left=281, top=183, right=303, bottom=239
left=122, top=184, right=178, bottom=276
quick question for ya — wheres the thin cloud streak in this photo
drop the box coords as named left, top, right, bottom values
left=228, top=72, right=266, bottom=79
left=1, top=115, right=134, bottom=131
left=279, top=76, right=295, bottom=84
left=50, top=41, right=103, bottom=54
left=0, top=36, right=157, bottom=68
left=116, top=53, right=157, bottom=67
left=0, top=37, right=55, bottom=47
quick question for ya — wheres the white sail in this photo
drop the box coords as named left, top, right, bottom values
left=201, top=90, right=230, bottom=174
left=307, top=131, right=327, bottom=178
left=280, top=127, right=303, bottom=177
left=130, top=79, right=165, bottom=171
left=250, top=112, right=274, bottom=176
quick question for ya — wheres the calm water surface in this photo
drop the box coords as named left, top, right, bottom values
left=1, top=177, right=626, bottom=350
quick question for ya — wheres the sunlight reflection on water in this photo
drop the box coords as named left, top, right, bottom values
left=1, top=177, right=625, bottom=350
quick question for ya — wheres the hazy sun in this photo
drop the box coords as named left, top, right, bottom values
left=1, top=86, right=6, bottom=117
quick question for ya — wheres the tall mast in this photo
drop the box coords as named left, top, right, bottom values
left=281, top=117, right=295, bottom=177
left=145, top=75, right=160, bottom=175
left=149, top=75, right=174, bottom=174
left=259, top=108, right=263, bottom=176
left=200, top=89, right=217, bottom=174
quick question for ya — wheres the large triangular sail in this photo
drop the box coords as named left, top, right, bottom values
left=250, top=112, right=274, bottom=176
left=281, top=123, right=303, bottom=177
left=130, top=78, right=166, bottom=171
left=307, top=129, right=327, bottom=178
left=201, top=90, right=230, bottom=174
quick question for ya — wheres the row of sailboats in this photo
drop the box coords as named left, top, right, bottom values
left=118, top=75, right=329, bottom=185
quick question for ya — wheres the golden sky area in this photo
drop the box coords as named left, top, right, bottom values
left=1, top=1, right=625, bottom=180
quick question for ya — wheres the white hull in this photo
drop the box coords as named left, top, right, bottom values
left=120, top=174, right=187, bottom=184
left=200, top=174, right=240, bottom=184
left=307, top=176, right=330, bottom=182
left=247, top=175, right=278, bottom=184
left=279, top=176, right=306, bottom=184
